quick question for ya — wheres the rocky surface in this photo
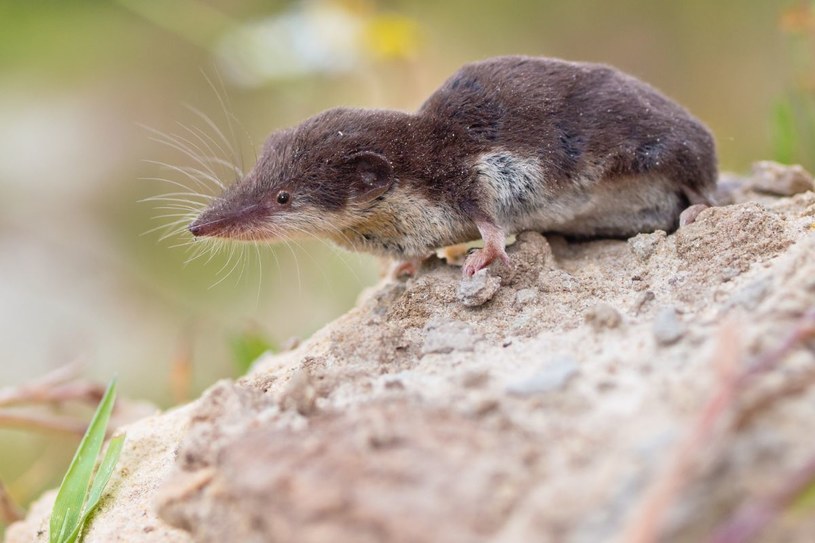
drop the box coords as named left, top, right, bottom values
left=7, top=164, right=815, bottom=543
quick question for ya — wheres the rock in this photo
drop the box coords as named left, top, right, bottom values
left=674, top=202, right=792, bottom=282
left=750, top=161, right=814, bottom=196
left=158, top=404, right=537, bottom=543
left=652, top=306, right=685, bottom=346
left=505, top=355, right=579, bottom=396
left=584, top=303, right=622, bottom=330
left=9, top=169, right=815, bottom=543
left=628, top=231, right=667, bottom=261
left=421, top=319, right=476, bottom=355
left=457, top=268, right=501, bottom=307
left=508, top=231, right=554, bottom=279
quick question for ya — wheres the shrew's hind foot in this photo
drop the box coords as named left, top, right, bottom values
left=390, top=257, right=429, bottom=278
left=679, top=204, right=709, bottom=227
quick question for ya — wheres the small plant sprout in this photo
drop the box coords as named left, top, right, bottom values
left=49, top=379, right=125, bottom=543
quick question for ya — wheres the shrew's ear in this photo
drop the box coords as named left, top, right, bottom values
left=347, top=151, right=394, bottom=203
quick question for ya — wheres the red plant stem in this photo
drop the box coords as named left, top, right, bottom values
left=625, top=308, right=815, bottom=543
left=709, top=453, right=815, bottom=543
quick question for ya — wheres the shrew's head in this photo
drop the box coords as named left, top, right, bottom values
left=189, top=108, right=400, bottom=241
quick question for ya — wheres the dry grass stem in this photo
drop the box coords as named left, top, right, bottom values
left=0, top=363, right=105, bottom=408
left=0, top=480, right=24, bottom=524
left=623, top=321, right=742, bottom=543
left=0, top=411, right=87, bottom=436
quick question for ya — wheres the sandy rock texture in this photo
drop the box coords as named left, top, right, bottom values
left=6, top=163, right=815, bottom=543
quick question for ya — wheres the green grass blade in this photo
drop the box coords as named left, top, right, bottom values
left=63, top=434, right=126, bottom=543
left=772, top=97, right=797, bottom=165
left=230, top=330, right=275, bottom=376
left=82, top=434, right=125, bottom=517
left=49, top=379, right=118, bottom=543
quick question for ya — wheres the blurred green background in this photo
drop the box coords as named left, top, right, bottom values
left=0, top=0, right=813, bottom=523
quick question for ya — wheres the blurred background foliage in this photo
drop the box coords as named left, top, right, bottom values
left=0, top=0, right=813, bottom=523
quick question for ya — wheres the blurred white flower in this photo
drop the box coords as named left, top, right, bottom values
left=215, top=0, right=419, bottom=87
left=215, top=1, right=364, bottom=86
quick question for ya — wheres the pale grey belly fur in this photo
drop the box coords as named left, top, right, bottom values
left=476, top=151, right=686, bottom=238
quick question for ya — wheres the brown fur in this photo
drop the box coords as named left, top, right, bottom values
left=190, top=56, right=717, bottom=260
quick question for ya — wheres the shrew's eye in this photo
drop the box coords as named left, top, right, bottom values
left=276, top=191, right=290, bottom=205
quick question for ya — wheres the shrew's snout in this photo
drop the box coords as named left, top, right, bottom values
left=188, top=203, right=264, bottom=239
left=188, top=209, right=237, bottom=237
left=188, top=220, right=205, bottom=237
left=188, top=215, right=221, bottom=237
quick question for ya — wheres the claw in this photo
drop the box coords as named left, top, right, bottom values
left=462, top=241, right=510, bottom=276
left=457, top=201, right=510, bottom=276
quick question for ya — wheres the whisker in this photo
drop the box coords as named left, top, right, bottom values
left=142, top=159, right=216, bottom=192
left=203, top=239, right=221, bottom=265
left=176, top=120, right=229, bottom=165
left=236, top=244, right=249, bottom=286
left=177, top=165, right=228, bottom=190
left=139, top=193, right=212, bottom=204
left=168, top=239, right=197, bottom=250
left=284, top=224, right=359, bottom=288
left=152, top=206, right=201, bottom=214
left=204, top=69, right=245, bottom=175
left=149, top=212, right=198, bottom=220
left=184, top=242, right=211, bottom=264
left=184, top=103, right=240, bottom=173
left=215, top=244, right=236, bottom=277
left=254, top=243, right=263, bottom=309
left=210, top=245, right=242, bottom=289
left=138, top=176, right=199, bottom=194
left=142, top=217, right=192, bottom=237
left=160, top=226, right=195, bottom=243
left=279, top=236, right=302, bottom=295
left=144, top=158, right=226, bottom=191
left=176, top=120, right=242, bottom=181
left=140, top=124, right=222, bottom=182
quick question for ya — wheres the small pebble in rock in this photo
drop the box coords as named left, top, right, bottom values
left=514, top=288, right=538, bottom=306
left=457, top=269, right=502, bottom=307
left=726, top=278, right=770, bottom=311
left=539, top=269, right=579, bottom=292
left=422, top=319, right=476, bottom=355
left=628, top=231, right=667, bottom=261
left=460, top=370, right=490, bottom=388
left=510, top=314, right=534, bottom=333
left=653, top=306, right=685, bottom=346
left=465, top=395, right=500, bottom=417
left=585, top=302, right=622, bottom=330
left=721, top=267, right=741, bottom=282
left=633, top=291, right=656, bottom=315
left=506, top=355, right=579, bottom=396
left=280, top=367, right=318, bottom=415
left=750, top=161, right=814, bottom=197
